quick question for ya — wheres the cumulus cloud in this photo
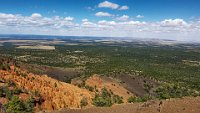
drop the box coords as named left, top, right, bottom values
left=116, top=15, right=129, bottom=21
left=64, top=16, right=74, bottom=21
left=0, top=12, right=199, bottom=41
left=31, top=13, right=42, bottom=18
left=136, top=15, right=144, bottom=18
left=95, top=12, right=113, bottom=17
left=119, top=6, right=129, bottom=10
left=82, top=19, right=89, bottom=22
left=0, top=13, right=15, bottom=19
left=98, top=1, right=129, bottom=10
left=160, top=19, right=188, bottom=27
left=0, top=13, right=76, bottom=28
left=98, top=1, right=119, bottom=9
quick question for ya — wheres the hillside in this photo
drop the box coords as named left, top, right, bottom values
left=0, top=58, right=137, bottom=112
left=0, top=60, right=94, bottom=112
left=50, top=97, right=200, bottom=113
left=0, top=57, right=200, bottom=113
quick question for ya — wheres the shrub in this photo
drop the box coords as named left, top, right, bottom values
left=0, top=63, right=10, bottom=71
left=4, top=96, right=34, bottom=113
left=92, top=88, right=113, bottom=107
left=7, top=79, right=16, bottom=87
left=33, top=90, right=40, bottom=97
left=24, top=97, right=35, bottom=113
left=6, top=89, right=13, bottom=100
left=101, top=88, right=111, bottom=99
left=13, top=88, right=23, bottom=95
left=80, top=97, right=88, bottom=108
left=128, top=96, right=137, bottom=103
left=92, top=88, right=123, bottom=107
left=93, top=95, right=112, bottom=107
left=85, top=85, right=94, bottom=92
left=0, top=87, right=4, bottom=97
left=127, top=96, right=150, bottom=103
left=21, top=72, right=28, bottom=78
left=154, top=83, right=198, bottom=99
left=112, top=95, right=123, bottom=104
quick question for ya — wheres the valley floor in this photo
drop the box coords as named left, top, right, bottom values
left=49, top=96, right=200, bottom=113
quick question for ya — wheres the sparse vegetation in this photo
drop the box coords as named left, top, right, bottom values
left=4, top=96, right=34, bottom=113
left=128, top=95, right=152, bottom=103
left=85, top=85, right=94, bottom=92
left=93, top=88, right=124, bottom=107
left=80, top=97, right=88, bottom=108
left=154, top=83, right=199, bottom=99
left=112, top=94, right=123, bottom=104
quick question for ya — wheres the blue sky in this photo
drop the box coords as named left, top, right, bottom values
left=0, top=0, right=200, bottom=41
left=1, top=0, right=199, bottom=21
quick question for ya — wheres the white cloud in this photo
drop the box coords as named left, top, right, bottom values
left=0, top=12, right=200, bottom=41
left=98, top=1, right=119, bottom=9
left=161, top=19, right=188, bottom=27
left=98, top=20, right=116, bottom=25
left=0, top=13, right=76, bottom=28
left=95, top=12, right=113, bottom=17
left=116, top=15, right=129, bottom=21
left=98, top=1, right=129, bottom=10
left=0, top=13, right=15, bottom=19
left=31, top=13, right=42, bottom=18
left=82, top=19, right=89, bottom=22
left=119, top=6, right=129, bottom=10
left=64, top=16, right=74, bottom=21
left=81, top=20, right=97, bottom=28
left=136, top=15, right=144, bottom=18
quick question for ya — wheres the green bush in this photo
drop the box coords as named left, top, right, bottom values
left=21, top=72, right=28, bottom=78
left=128, top=96, right=138, bottom=103
left=24, top=97, right=35, bottom=113
left=13, top=88, right=23, bottom=95
left=92, top=88, right=113, bottom=107
left=101, top=88, right=111, bottom=99
left=127, top=95, right=151, bottom=103
left=92, top=88, right=124, bottom=107
left=7, top=80, right=16, bottom=87
left=0, top=87, right=4, bottom=97
left=0, top=63, right=10, bottom=71
left=93, top=95, right=112, bottom=107
left=6, top=89, right=13, bottom=100
left=4, top=96, right=34, bottom=113
left=112, top=95, right=123, bottom=104
left=80, top=97, right=88, bottom=108
left=154, top=83, right=199, bottom=99
left=85, top=85, right=94, bottom=92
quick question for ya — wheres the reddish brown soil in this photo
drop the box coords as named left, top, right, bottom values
left=0, top=66, right=93, bottom=111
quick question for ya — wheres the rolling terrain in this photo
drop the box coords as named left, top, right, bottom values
left=0, top=35, right=200, bottom=113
